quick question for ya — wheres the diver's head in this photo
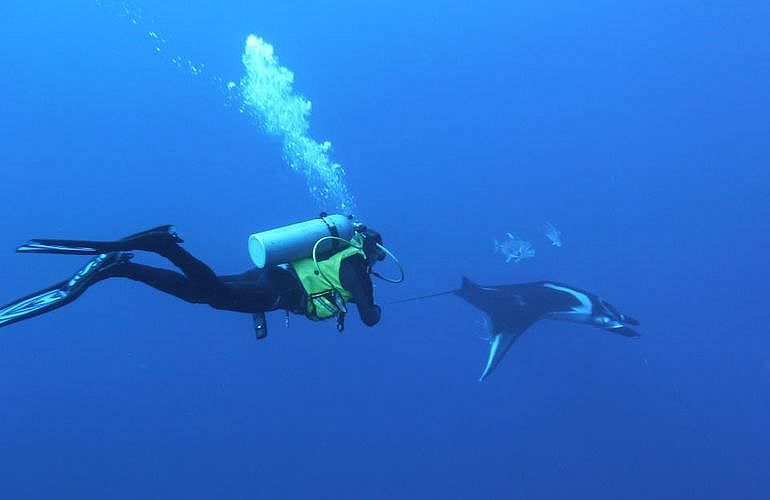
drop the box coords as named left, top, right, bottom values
left=362, top=229, right=386, bottom=262
left=354, top=224, right=405, bottom=284
left=355, top=224, right=385, bottom=263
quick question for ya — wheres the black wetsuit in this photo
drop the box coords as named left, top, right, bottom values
left=103, top=243, right=382, bottom=326
left=0, top=225, right=385, bottom=331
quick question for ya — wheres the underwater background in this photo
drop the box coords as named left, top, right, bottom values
left=1, top=1, right=769, bottom=498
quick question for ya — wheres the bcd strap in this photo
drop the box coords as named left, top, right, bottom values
left=337, top=312, right=346, bottom=332
left=319, top=213, right=341, bottom=254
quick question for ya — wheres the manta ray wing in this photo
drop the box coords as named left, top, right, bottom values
left=478, top=313, right=539, bottom=381
left=453, top=277, right=639, bottom=380
left=480, top=328, right=525, bottom=381
left=456, top=277, right=542, bottom=380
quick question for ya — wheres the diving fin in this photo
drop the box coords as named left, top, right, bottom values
left=0, top=281, right=71, bottom=328
left=0, top=252, right=132, bottom=329
left=16, top=225, right=182, bottom=255
left=16, top=240, right=105, bottom=255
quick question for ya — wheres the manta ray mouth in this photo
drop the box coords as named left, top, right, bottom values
left=611, top=326, right=641, bottom=338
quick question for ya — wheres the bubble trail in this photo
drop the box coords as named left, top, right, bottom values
left=239, top=35, right=355, bottom=214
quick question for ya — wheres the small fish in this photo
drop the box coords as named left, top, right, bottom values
left=543, top=221, right=563, bottom=247
left=494, top=233, right=535, bottom=263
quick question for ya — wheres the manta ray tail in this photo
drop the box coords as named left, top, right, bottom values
left=389, top=277, right=478, bottom=305
left=388, top=289, right=456, bottom=305
left=456, top=276, right=481, bottom=297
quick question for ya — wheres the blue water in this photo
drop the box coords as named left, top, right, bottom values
left=1, top=1, right=769, bottom=498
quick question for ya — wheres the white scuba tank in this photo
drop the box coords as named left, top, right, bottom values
left=248, top=214, right=355, bottom=268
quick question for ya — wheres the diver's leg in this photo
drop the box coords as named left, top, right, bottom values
left=108, top=263, right=292, bottom=315
left=103, top=261, right=215, bottom=304
left=18, top=226, right=221, bottom=291
left=213, top=269, right=284, bottom=313
left=0, top=252, right=132, bottom=329
left=152, top=244, right=223, bottom=292
left=16, top=225, right=249, bottom=310
left=105, top=263, right=286, bottom=314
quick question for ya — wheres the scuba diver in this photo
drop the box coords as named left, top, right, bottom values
left=0, top=215, right=399, bottom=337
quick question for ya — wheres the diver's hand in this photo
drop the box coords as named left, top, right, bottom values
left=360, top=304, right=381, bottom=327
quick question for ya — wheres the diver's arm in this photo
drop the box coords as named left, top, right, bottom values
left=340, top=255, right=381, bottom=326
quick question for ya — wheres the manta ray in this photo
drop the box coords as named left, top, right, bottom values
left=396, top=277, right=640, bottom=380
left=457, top=277, right=640, bottom=380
